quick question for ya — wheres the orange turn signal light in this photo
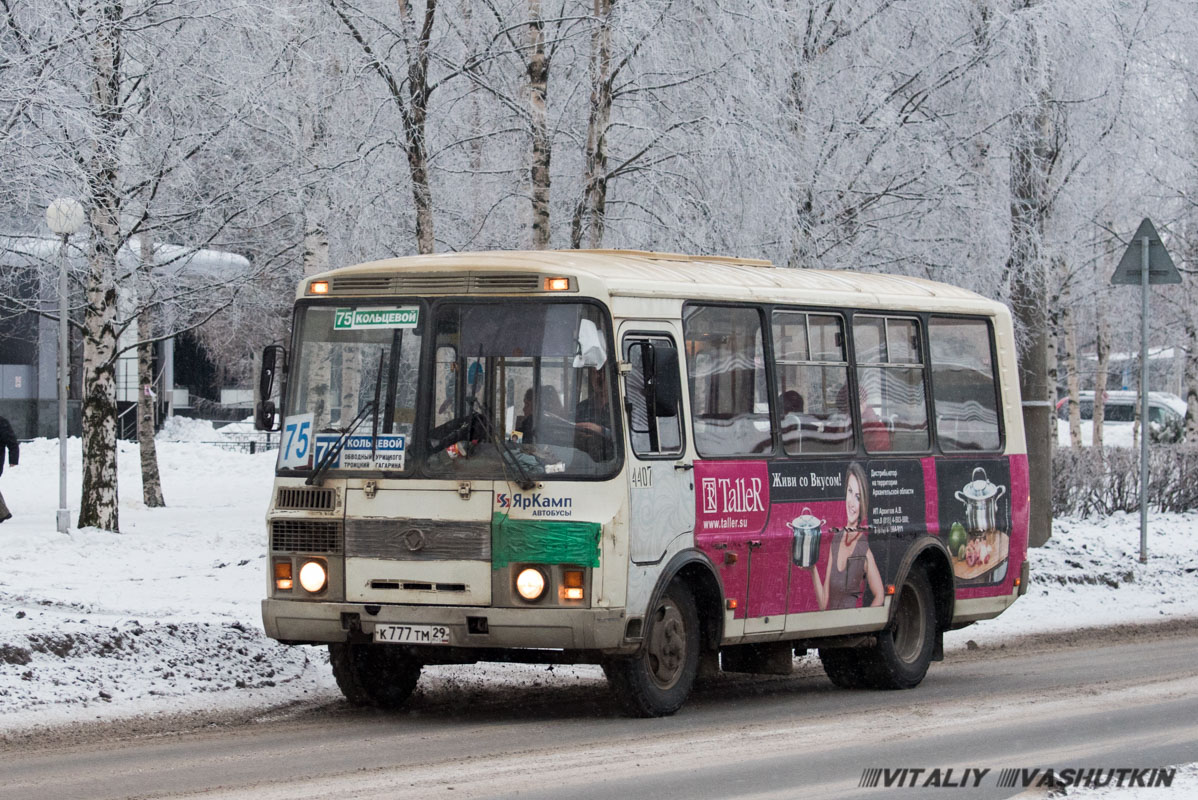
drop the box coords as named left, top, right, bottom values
left=886, top=584, right=896, bottom=596
left=309, top=280, right=329, bottom=295
left=562, top=569, right=584, bottom=600
left=726, top=598, right=738, bottom=610
left=544, top=276, right=571, bottom=292
left=274, top=560, right=293, bottom=591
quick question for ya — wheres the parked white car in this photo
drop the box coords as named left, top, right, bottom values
left=1056, top=390, right=1187, bottom=446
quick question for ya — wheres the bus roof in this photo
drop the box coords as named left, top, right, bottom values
left=306, top=249, right=1000, bottom=312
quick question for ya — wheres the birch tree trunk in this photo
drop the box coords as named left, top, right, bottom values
left=526, top=0, right=551, bottom=249
left=78, top=0, right=123, bottom=532
left=1093, top=301, right=1110, bottom=455
left=401, top=0, right=436, bottom=254
left=1185, top=311, right=1198, bottom=440
left=137, top=230, right=164, bottom=507
left=1046, top=300, right=1060, bottom=444
left=571, top=0, right=613, bottom=249
left=328, top=0, right=437, bottom=254
left=1061, top=296, right=1082, bottom=449
left=1006, top=2, right=1054, bottom=546
left=303, top=192, right=331, bottom=427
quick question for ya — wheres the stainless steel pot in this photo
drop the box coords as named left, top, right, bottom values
left=954, top=467, right=1006, bottom=533
left=790, top=507, right=824, bottom=567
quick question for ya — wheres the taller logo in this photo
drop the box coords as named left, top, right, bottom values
left=693, top=461, right=771, bottom=534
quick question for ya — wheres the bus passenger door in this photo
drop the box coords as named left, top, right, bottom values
left=621, top=328, right=693, bottom=565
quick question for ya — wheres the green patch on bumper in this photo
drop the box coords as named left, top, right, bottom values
left=491, top=513, right=601, bottom=569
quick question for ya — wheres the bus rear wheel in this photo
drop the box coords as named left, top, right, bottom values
left=329, top=642, right=422, bottom=709
left=604, top=582, right=700, bottom=717
left=821, top=566, right=936, bottom=691
left=869, top=565, right=936, bottom=689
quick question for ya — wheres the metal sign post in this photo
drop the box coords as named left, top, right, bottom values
left=1110, top=218, right=1180, bottom=563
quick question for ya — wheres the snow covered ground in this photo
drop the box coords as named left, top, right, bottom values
left=1, top=423, right=1196, bottom=736
left=1056, top=417, right=1139, bottom=448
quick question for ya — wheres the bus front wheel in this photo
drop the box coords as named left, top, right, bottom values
left=329, top=642, right=422, bottom=709
left=604, top=581, right=700, bottom=717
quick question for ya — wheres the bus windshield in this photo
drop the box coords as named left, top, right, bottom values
left=283, top=299, right=618, bottom=479
left=286, top=304, right=425, bottom=472
left=425, top=301, right=619, bottom=480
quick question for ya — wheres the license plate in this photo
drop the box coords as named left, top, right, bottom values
left=374, top=624, right=450, bottom=645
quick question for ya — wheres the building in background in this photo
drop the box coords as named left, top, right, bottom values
left=0, top=235, right=250, bottom=439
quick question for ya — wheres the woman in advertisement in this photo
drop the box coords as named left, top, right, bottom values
left=808, top=462, right=884, bottom=610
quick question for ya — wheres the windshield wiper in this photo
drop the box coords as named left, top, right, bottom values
left=305, top=401, right=375, bottom=487
left=307, top=351, right=387, bottom=487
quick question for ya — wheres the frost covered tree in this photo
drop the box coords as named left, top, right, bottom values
left=0, top=0, right=297, bottom=530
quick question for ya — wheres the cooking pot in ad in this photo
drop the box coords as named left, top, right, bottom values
left=789, top=507, right=824, bottom=567
left=954, top=467, right=1006, bottom=533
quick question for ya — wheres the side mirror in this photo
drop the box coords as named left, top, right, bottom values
left=634, top=342, right=680, bottom=418
left=256, top=344, right=287, bottom=432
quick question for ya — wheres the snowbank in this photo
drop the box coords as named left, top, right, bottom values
left=157, top=415, right=222, bottom=442
left=1, top=428, right=1195, bottom=733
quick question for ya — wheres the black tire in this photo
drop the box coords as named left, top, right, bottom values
left=818, top=646, right=871, bottom=689
left=865, top=566, right=936, bottom=689
left=604, top=582, right=700, bottom=717
left=820, top=566, right=936, bottom=691
left=329, top=642, right=422, bottom=709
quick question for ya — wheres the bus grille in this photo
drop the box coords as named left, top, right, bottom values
left=275, top=486, right=337, bottom=511
left=271, top=519, right=344, bottom=554
left=328, top=272, right=542, bottom=296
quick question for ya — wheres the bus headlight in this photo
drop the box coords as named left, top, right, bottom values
left=299, top=560, right=328, bottom=593
left=515, top=567, right=547, bottom=601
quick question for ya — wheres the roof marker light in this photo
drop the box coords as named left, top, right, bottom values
left=310, top=280, right=329, bottom=295
left=544, top=277, right=571, bottom=292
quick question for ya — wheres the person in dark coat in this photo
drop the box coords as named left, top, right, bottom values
left=0, top=414, right=19, bottom=522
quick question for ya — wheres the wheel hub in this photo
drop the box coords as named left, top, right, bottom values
left=646, top=601, right=686, bottom=688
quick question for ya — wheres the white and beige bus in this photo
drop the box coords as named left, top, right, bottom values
left=257, top=250, right=1030, bottom=716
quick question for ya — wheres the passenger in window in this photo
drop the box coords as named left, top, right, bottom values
left=515, top=385, right=562, bottom=444
left=781, top=390, right=805, bottom=415
left=807, top=462, right=884, bottom=610
left=837, top=384, right=891, bottom=451
left=516, top=388, right=537, bottom=442
left=575, top=368, right=614, bottom=460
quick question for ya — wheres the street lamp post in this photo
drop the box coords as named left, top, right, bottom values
left=45, top=198, right=85, bottom=534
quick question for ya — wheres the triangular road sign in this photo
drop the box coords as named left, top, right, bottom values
left=1111, top=217, right=1181, bottom=285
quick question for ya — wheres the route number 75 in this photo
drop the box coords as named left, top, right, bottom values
left=280, top=414, right=314, bottom=469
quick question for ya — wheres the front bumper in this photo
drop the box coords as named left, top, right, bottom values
left=262, top=599, right=629, bottom=652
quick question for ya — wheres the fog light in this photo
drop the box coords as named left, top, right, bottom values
left=299, top=560, right=328, bottom=593
left=274, top=560, right=293, bottom=591
left=515, top=567, right=546, bottom=601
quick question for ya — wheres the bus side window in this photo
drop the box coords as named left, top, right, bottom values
left=623, top=336, right=684, bottom=456
left=772, top=310, right=852, bottom=454
left=683, top=305, right=773, bottom=457
left=928, top=317, right=1002, bottom=452
left=853, top=315, right=930, bottom=453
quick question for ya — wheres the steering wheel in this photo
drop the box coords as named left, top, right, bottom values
left=429, top=410, right=489, bottom=452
